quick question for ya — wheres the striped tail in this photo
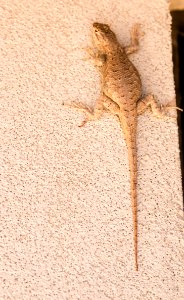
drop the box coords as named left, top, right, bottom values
left=126, top=130, right=138, bottom=271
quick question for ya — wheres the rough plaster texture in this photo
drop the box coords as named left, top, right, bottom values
left=0, top=0, right=184, bottom=299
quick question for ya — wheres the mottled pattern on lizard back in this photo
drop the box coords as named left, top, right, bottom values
left=93, top=23, right=142, bottom=109
left=104, top=52, right=142, bottom=108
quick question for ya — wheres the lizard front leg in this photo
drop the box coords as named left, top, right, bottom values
left=124, top=24, right=144, bottom=55
left=137, top=94, right=182, bottom=117
left=84, top=47, right=106, bottom=67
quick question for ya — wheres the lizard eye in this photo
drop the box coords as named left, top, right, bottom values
left=103, top=25, right=109, bottom=32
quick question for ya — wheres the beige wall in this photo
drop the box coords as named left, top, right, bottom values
left=0, top=0, right=183, bottom=299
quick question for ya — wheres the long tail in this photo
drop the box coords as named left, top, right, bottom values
left=126, top=130, right=138, bottom=271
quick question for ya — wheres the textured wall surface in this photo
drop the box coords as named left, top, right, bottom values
left=0, top=0, right=184, bottom=299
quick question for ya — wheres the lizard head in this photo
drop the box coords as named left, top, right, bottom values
left=92, top=23, right=117, bottom=51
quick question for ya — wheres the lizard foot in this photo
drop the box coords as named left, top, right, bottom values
left=82, top=47, right=96, bottom=61
left=160, top=103, right=183, bottom=120
left=82, top=47, right=106, bottom=67
left=137, top=95, right=183, bottom=119
left=132, top=23, right=144, bottom=39
left=164, top=103, right=183, bottom=113
left=64, top=101, right=94, bottom=127
left=125, top=23, right=144, bottom=55
left=66, top=101, right=92, bottom=112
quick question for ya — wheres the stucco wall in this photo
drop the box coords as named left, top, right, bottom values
left=0, top=0, right=184, bottom=299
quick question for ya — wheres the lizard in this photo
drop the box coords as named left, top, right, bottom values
left=65, top=22, right=182, bottom=271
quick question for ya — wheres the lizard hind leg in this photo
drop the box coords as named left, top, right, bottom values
left=137, top=94, right=182, bottom=118
left=102, top=97, right=120, bottom=115
left=64, top=94, right=121, bottom=127
left=64, top=95, right=105, bottom=127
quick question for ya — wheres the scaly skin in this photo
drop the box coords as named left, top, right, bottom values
left=65, top=23, right=182, bottom=271
left=92, top=23, right=141, bottom=271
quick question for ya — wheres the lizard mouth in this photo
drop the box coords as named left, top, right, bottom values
left=92, top=27, right=100, bottom=41
left=93, top=25, right=99, bottom=35
left=92, top=22, right=104, bottom=35
left=93, top=24, right=104, bottom=41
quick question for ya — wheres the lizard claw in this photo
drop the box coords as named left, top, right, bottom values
left=82, top=46, right=96, bottom=61
left=132, top=23, right=144, bottom=39
left=63, top=101, right=93, bottom=127
left=163, top=103, right=183, bottom=119
left=165, top=105, right=183, bottom=112
left=64, top=101, right=91, bottom=111
left=78, top=118, right=88, bottom=127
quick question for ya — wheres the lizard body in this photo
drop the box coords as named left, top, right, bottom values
left=92, top=23, right=141, bottom=272
left=66, top=23, right=181, bottom=271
